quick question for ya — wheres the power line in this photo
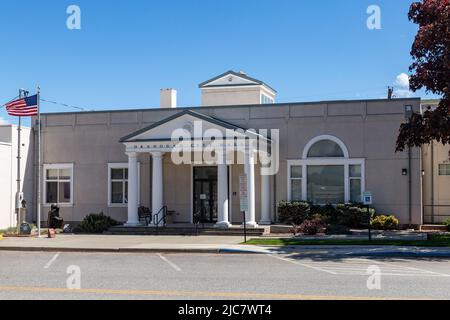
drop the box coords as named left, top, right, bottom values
left=40, top=98, right=95, bottom=112
left=0, top=96, right=20, bottom=108
left=1, top=96, right=95, bottom=112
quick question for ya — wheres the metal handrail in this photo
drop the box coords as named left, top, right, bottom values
left=153, top=206, right=168, bottom=226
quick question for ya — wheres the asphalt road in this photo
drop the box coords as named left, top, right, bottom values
left=0, top=251, right=449, bottom=300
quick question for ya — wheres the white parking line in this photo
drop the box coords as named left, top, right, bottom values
left=354, top=258, right=450, bottom=277
left=157, top=253, right=181, bottom=272
left=268, top=254, right=337, bottom=275
left=44, top=253, right=60, bottom=269
left=269, top=255, right=450, bottom=277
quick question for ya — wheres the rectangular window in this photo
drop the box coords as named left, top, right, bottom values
left=44, top=164, right=73, bottom=205
left=307, top=165, right=345, bottom=205
left=290, top=166, right=302, bottom=201
left=261, top=94, right=274, bottom=104
left=439, top=164, right=450, bottom=175
left=108, top=163, right=139, bottom=206
left=109, top=165, right=128, bottom=205
left=349, top=164, right=362, bottom=202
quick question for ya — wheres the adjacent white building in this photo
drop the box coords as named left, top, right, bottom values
left=0, top=124, right=33, bottom=229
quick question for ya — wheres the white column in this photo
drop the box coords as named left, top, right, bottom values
left=151, top=152, right=164, bottom=226
left=215, top=152, right=231, bottom=229
left=125, top=152, right=140, bottom=226
left=244, top=150, right=258, bottom=227
left=259, top=166, right=271, bottom=225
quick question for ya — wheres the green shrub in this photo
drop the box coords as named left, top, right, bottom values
left=336, top=203, right=374, bottom=228
left=278, top=201, right=376, bottom=229
left=311, top=204, right=339, bottom=224
left=371, top=215, right=399, bottom=230
left=278, top=201, right=311, bottom=225
left=77, top=212, right=119, bottom=234
left=443, top=218, right=450, bottom=231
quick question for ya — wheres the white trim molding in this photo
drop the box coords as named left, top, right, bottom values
left=287, top=158, right=366, bottom=203
left=302, top=135, right=350, bottom=159
left=107, top=162, right=140, bottom=207
left=43, top=163, right=74, bottom=207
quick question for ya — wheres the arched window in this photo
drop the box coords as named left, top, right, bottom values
left=302, top=135, right=349, bottom=159
left=307, top=140, right=344, bottom=158
left=289, top=135, right=363, bottom=205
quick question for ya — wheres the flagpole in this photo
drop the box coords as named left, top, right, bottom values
left=16, top=89, right=22, bottom=234
left=37, top=86, right=42, bottom=238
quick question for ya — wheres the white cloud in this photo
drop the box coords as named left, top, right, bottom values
left=0, top=117, right=9, bottom=125
left=394, top=89, right=413, bottom=98
left=393, top=73, right=412, bottom=98
left=395, top=73, right=410, bottom=88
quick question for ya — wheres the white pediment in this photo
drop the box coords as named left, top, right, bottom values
left=122, top=111, right=245, bottom=142
left=205, top=74, right=258, bottom=87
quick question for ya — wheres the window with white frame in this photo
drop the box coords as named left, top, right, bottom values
left=290, top=165, right=303, bottom=201
left=110, top=166, right=128, bottom=205
left=349, top=164, right=362, bottom=202
left=108, top=163, right=140, bottom=206
left=44, top=164, right=73, bottom=205
left=261, top=94, right=274, bottom=104
left=288, top=135, right=365, bottom=205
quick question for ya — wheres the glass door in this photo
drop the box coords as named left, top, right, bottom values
left=193, top=167, right=218, bottom=223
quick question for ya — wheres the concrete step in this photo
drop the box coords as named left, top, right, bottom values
left=420, top=224, right=448, bottom=232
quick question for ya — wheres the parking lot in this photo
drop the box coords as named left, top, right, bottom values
left=0, top=251, right=449, bottom=300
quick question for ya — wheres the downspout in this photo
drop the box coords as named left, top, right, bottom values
left=273, top=174, right=277, bottom=223
left=431, top=142, right=434, bottom=224
left=32, top=124, right=36, bottom=224
left=408, top=147, right=412, bottom=226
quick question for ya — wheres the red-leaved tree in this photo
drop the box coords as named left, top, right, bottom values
left=396, top=0, right=450, bottom=151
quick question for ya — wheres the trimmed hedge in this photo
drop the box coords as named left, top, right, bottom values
left=278, top=201, right=374, bottom=229
left=76, top=212, right=119, bottom=234
left=278, top=201, right=311, bottom=225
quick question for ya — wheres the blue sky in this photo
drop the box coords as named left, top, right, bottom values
left=0, top=0, right=438, bottom=125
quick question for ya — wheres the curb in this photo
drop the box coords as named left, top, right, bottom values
left=1, top=246, right=449, bottom=257
left=0, top=246, right=265, bottom=255
left=345, top=251, right=450, bottom=258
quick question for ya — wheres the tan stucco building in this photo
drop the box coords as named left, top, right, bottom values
left=28, top=71, right=428, bottom=228
left=421, top=100, right=450, bottom=224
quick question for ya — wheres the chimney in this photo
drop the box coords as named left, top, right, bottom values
left=387, top=86, right=394, bottom=99
left=160, top=88, right=177, bottom=108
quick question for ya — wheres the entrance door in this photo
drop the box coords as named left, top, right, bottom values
left=193, top=167, right=218, bottom=223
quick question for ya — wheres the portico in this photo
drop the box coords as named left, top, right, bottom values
left=119, top=110, right=273, bottom=229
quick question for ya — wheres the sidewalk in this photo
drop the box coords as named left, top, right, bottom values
left=0, top=234, right=268, bottom=254
left=1, top=234, right=450, bottom=257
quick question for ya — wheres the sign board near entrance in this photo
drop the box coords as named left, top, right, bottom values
left=239, top=174, right=248, bottom=212
left=362, top=191, right=373, bottom=205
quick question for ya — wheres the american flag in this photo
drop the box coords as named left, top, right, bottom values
left=6, top=95, right=38, bottom=116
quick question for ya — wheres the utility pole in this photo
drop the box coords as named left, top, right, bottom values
left=16, top=89, right=28, bottom=232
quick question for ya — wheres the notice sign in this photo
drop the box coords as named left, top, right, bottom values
left=239, top=174, right=248, bottom=212
left=363, top=191, right=373, bottom=205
